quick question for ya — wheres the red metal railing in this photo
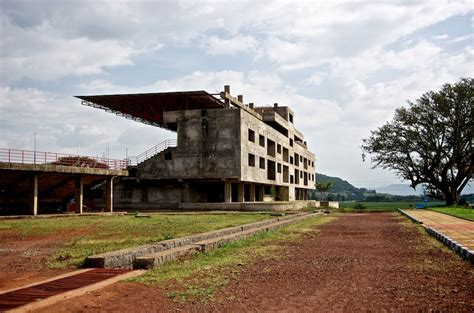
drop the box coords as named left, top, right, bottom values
left=127, top=139, right=177, bottom=166
left=0, top=148, right=129, bottom=170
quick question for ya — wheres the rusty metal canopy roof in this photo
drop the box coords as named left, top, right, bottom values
left=75, top=91, right=225, bottom=129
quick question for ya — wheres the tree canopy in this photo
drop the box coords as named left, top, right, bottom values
left=362, top=78, right=473, bottom=205
left=315, top=181, right=333, bottom=201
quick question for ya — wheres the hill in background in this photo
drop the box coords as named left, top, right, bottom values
left=311, top=173, right=473, bottom=202
left=311, top=173, right=372, bottom=201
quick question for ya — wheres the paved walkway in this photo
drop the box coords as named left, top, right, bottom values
left=404, top=210, right=474, bottom=250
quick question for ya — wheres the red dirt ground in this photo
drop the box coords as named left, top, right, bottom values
left=26, top=213, right=474, bottom=311
left=0, top=226, right=97, bottom=291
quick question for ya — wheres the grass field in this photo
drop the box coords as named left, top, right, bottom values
left=428, top=207, right=474, bottom=221
left=131, top=214, right=336, bottom=302
left=338, top=201, right=445, bottom=212
left=0, top=213, right=273, bottom=268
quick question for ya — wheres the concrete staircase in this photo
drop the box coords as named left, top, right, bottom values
left=127, top=139, right=177, bottom=166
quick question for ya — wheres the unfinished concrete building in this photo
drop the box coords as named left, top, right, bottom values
left=77, top=86, right=316, bottom=210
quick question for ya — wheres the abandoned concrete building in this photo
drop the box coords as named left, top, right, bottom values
left=77, top=86, right=316, bottom=210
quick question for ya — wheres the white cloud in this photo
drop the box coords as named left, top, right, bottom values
left=204, top=35, right=260, bottom=55
left=0, top=86, right=172, bottom=157
left=305, top=72, right=328, bottom=86
left=0, top=17, right=137, bottom=81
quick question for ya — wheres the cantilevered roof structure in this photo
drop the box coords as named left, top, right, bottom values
left=76, top=91, right=225, bottom=130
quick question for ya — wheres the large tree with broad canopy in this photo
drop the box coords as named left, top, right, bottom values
left=362, top=78, right=473, bottom=205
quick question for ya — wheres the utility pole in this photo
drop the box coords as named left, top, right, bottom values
left=34, top=131, right=36, bottom=164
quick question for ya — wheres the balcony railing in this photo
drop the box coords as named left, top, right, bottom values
left=127, top=139, right=177, bottom=166
left=0, top=148, right=128, bottom=170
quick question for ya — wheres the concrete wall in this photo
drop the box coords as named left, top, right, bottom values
left=113, top=178, right=183, bottom=209
left=179, top=200, right=319, bottom=211
left=239, top=107, right=316, bottom=201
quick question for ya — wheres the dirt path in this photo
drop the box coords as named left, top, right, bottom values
left=36, top=213, right=474, bottom=312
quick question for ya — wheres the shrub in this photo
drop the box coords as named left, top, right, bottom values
left=353, top=203, right=366, bottom=210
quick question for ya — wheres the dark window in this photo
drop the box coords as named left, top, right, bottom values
left=283, top=147, right=289, bottom=162
left=259, top=157, right=265, bottom=169
left=248, top=153, right=255, bottom=167
left=294, top=153, right=299, bottom=166
left=290, top=175, right=294, bottom=184
left=267, top=139, right=276, bottom=157
left=277, top=144, right=281, bottom=154
left=248, top=129, right=255, bottom=142
left=267, top=160, right=276, bottom=180
left=259, top=135, right=265, bottom=147
left=289, top=138, right=293, bottom=147
left=277, top=163, right=282, bottom=173
left=283, top=165, right=289, bottom=183
left=164, top=151, right=172, bottom=160
left=289, top=114, right=293, bottom=123
left=290, top=156, right=294, bottom=164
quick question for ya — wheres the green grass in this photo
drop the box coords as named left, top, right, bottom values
left=338, top=201, right=445, bottom=212
left=428, top=206, right=474, bottom=221
left=0, top=213, right=273, bottom=268
left=131, top=215, right=336, bottom=303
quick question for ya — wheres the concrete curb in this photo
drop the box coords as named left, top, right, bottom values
left=398, top=209, right=473, bottom=263
left=397, top=208, right=423, bottom=224
left=424, top=226, right=474, bottom=263
left=86, top=213, right=310, bottom=268
left=133, top=213, right=318, bottom=269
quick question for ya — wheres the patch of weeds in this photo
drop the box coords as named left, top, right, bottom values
left=162, top=233, right=174, bottom=240
left=167, top=285, right=216, bottom=303
left=353, top=203, right=366, bottom=211
left=397, top=217, right=472, bottom=274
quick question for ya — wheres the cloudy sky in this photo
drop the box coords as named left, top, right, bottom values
left=0, top=0, right=472, bottom=189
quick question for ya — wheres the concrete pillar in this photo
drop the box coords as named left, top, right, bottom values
left=105, top=177, right=114, bottom=212
left=249, top=184, right=256, bottom=202
left=237, top=183, right=244, bottom=202
left=75, top=176, right=83, bottom=214
left=289, top=186, right=295, bottom=201
left=29, top=174, right=38, bottom=215
left=224, top=181, right=232, bottom=203
left=257, top=185, right=264, bottom=202
left=182, top=181, right=190, bottom=203
left=224, top=85, right=230, bottom=108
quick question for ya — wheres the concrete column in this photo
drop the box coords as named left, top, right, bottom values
left=75, top=176, right=83, bottom=214
left=224, top=181, right=232, bottom=203
left=289, top=186, right=295, bottom=201
left=224, top=85, right=230, bottom=108
left=237, top=183, right=244, bottom=202
left=249, top=184, right=256, bottom=202
left=29, top=174, right=38, bottom=215
left=105, top=177, right=114, bottom=212
left=257, top=185, right=264, bottom=202
left=182, top=181, right=190, bottom=203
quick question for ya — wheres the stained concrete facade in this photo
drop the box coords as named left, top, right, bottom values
left=113, top=88, right=316, bottom=209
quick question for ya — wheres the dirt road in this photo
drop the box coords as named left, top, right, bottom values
left=37, top=213, right=474, bottom=312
